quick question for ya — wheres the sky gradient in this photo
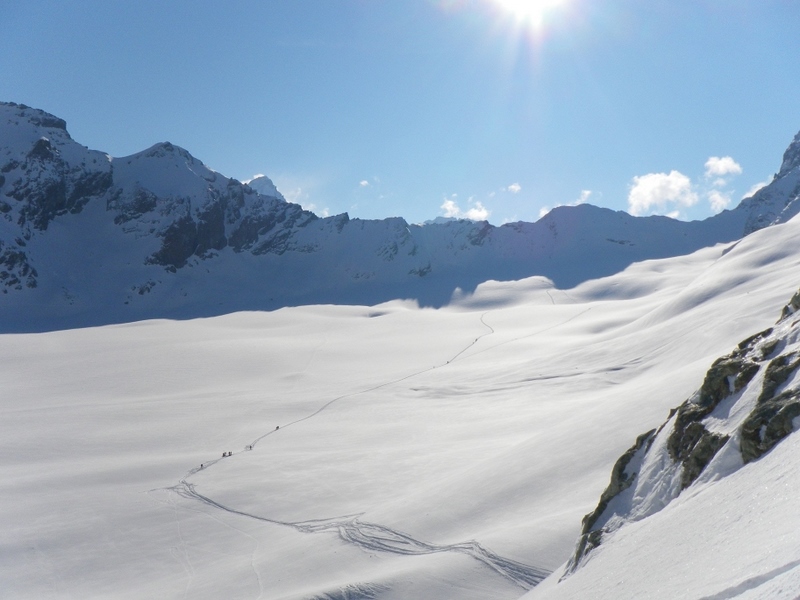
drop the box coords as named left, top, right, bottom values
left=3, top=0, right=799, bottom=225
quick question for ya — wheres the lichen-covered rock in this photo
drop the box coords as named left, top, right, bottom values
left=780, top=289, right=800, bottom=321
left=677, top=425, right=729, bottom=489
left=758, top=352, right=800, bottom=403
left=564, top=429, right=655, bottom=575
left=665, top=332, right=766, bottom=488
left=741, top=390, right=800, bottom=463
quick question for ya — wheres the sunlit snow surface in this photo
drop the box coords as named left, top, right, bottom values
left=4, top=217, right=800, bottom=599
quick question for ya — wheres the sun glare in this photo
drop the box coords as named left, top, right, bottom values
left=493, top=0, right=566, bottom=28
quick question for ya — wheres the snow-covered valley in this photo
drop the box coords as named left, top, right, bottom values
left=4, top=211, right=800, bottom=599
left=5, top=101, right=800, bottom=598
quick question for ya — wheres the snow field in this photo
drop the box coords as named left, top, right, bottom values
left=4, top=217, right=800, bottom=598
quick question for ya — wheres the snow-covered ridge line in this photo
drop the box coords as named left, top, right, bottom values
left=2, top=101, right=800, bottom=331
left=563, top=287, right=800, bottom=577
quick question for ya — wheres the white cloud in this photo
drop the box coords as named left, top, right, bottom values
left=576, top=190, right=592, bottom=203
left=711, top=177, right=727, bottom=188
left=440, top=194, right=490, bottom=221
left=465, top=203, right=490, bottom=220
left=274, top=182, right=327, bottom=216
left=441, top=197, right=460, bottom=218
left=707, top=189, right=731, bottom=213
left=359, top=180, right=370, bottom=187
left=304, top=203, right=330, bottom=217
left=743, top=178, right=771, bottom=199
left=705, top=156, right=743, bottom=179
left=280, top=186, right=305, bottom=204
left=507, top=183, right=522, bottom=194
left=628, top=170, right=698, bottom=216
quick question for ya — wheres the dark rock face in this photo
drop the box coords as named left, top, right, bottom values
left=468, top=222, right=492, bottom=246
left=27, top=137, right=55, bottom=160
left=9, top=138, right=113, bottom=232
left=136, top=182, right=319, bottom=268
left=147, top=214, right=199, bottom=270
left=0, top=102, right=67, bottom=131
left=676, top=426, right=729, bottom=489
left=410, top=263, right=432, bottom=277
left=195, top=201, right=227, bottom=256
left=109, top=188, right=159, bottom=224
left=564, top=429, right=656, bottom=575
left=0, top=241, right=38, bottom=291
left=739, top=297, right=800, bottom=467
left=665, top=329, right=769, bottom=489
left=741, top=389, right=800, bottom=463
left=758, top=352, right=800, bottom=403
left=780, top=289, right=800, bottom=321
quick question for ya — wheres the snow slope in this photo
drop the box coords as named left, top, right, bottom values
left=4, top=210, right=800, bottom=598
left=525, top=250, right=800, bottom=598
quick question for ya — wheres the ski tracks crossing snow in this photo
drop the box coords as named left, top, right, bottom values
left=169, top=311, right=551, bottom=590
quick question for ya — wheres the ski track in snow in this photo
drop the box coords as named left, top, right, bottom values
left=164, top=490, right=197, bottom=600
left=174, top=482, right=549, bottom=589
left=461, top=307, right=593, bottom=364
left=170, top=311, right=550, bottom=590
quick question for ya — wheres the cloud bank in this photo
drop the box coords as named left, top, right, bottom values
left=441, top=194, right=490, bottom=221
left=628, top=156, right=745, bottom=218
left=628, top=171, right=698, bottom=217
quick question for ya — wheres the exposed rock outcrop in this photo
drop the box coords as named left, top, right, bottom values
left=564, top=429, right=655, bottom=575
left=565, top=287, right=800, bottom=575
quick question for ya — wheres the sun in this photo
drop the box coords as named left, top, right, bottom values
left=492, top=0, right=566, bottom=28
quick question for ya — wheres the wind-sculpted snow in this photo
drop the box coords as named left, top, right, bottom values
left=3, top=101, right=800, bottom=331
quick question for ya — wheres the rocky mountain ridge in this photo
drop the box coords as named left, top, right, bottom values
left=2, top=101, right=800, bottom=331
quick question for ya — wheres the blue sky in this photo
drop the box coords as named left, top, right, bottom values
left=3, top=0, right=799, bottom=225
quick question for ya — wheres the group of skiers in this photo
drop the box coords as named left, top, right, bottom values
left=199, top=425, right=282, bottom=469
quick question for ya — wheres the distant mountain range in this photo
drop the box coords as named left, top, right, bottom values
left=2, top=101, right=799, bottom=331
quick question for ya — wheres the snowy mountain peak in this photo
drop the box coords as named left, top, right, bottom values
left=245, top=174, right=285, bottom=201
left=2, top=101, right=800, bottom=331
left=0, top=101, right=68, bottom=132
left=777, top=129, right=800, bottom=180
left=735, top=130, right=800, bottom=235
